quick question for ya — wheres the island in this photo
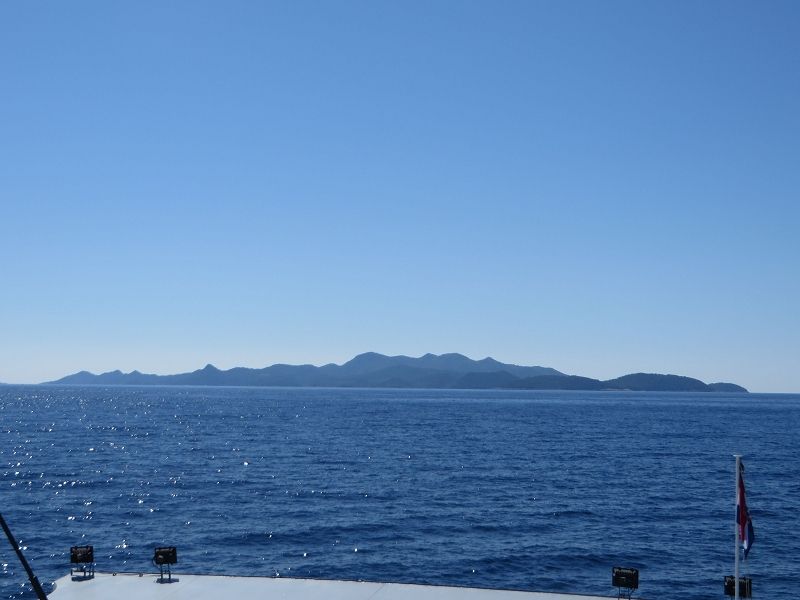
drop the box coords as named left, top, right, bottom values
left=43, top=352, right=748, bottom=393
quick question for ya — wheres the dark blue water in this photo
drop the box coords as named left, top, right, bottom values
left=1, top=386, right=798, bottom=599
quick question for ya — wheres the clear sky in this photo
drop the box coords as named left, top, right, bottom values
left=1, top=1, right=798, bottom=392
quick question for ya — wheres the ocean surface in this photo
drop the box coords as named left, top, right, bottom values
left=1, top=386, right=798, bottom=600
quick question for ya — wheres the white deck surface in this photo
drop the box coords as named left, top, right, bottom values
left=50, top=572, right=619, bottom=600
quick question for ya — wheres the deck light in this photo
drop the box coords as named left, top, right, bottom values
left=70, top=545, right=94, bottom=580
left=153, top=546, right=178, bottom=583
left=612, top=567, right=638, bottom=599
left=724, top=576, right=752, bottom=598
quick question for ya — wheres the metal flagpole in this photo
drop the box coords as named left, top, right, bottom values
left=734, top=454, right=741, bottom=600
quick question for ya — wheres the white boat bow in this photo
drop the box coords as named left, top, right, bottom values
left=50, top=572, right=622, bottom=600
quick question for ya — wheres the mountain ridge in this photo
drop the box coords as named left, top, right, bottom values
left=43, top=353, right=747, bottom=393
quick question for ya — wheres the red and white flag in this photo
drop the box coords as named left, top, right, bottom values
left=737, top=460, right=755, bottom=557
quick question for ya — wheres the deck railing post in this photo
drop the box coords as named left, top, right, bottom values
left=0, top=512, right=48, bottom=599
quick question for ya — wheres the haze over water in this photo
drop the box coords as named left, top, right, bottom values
left=1, top=386, right=798, bottom=600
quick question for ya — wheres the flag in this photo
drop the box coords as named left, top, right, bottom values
left=737, top=460, right=755, bottom=557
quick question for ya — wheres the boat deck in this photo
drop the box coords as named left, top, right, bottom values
left=50, top=572, right=621, bottom=600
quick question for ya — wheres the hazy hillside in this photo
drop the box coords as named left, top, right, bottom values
left=44, top=353, right=747, bottom=393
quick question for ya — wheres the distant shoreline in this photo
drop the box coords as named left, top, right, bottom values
left=40, top=352, right=748, bottom=393
left=12, top=383, right=761, bottom=394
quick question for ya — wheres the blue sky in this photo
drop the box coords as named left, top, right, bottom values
left=1, top=1, right=798, bottom=391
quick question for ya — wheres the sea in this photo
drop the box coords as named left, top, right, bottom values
left=1, top=386, right=798, bottom=600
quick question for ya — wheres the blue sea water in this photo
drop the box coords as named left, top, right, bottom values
left=1, top=386, right=798, bottom=600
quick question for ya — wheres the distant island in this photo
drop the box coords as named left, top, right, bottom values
left=43, top=352, right=748, bottom=393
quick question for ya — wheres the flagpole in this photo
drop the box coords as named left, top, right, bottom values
left=734, top=454, right=741, bottom=600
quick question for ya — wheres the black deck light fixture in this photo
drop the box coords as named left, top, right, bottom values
left=612, top=567, right=639, bottom=599
left=70, top=545, right=95, bottom=580
left=724, top=575, right=752, bottom=598
left=153, top=546, right=178, bottom=583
